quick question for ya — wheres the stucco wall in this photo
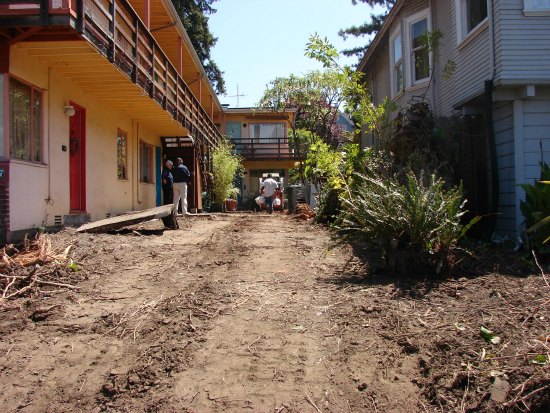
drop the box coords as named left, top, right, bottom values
left=8, top=45, right=161, bottom=232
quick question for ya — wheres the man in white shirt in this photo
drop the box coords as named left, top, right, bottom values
left=261, top=173, right=279, bottom=215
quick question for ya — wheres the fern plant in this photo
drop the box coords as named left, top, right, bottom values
left=334, top=171, right=478, bottom=274
left=521, top=163, right=550, bottom=250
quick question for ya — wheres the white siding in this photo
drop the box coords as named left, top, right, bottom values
left=432, top=0, right=457, bottom=117
left=523, top=100, right=550, bottom=180
left=369, top=44, right=391, bottom=107
left=494, top=0, right=550, bottom=83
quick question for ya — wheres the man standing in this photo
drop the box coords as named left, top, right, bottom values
left=261, top=173, right=278, bottom=215
left=161, top=160, right=174, bottom=205
left=172, top=157, right=191, bottom=215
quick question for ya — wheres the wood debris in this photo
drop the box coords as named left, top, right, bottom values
left=0, top=234, right=77, bottom=304
left=294, top=203, right=315, bottom=220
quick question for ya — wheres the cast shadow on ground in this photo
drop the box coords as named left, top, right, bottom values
left=106, top=228, right=166, bottom=236
left=319, top=242, right=537, bottom=299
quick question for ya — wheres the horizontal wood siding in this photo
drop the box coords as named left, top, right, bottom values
left=523, top=100, right=550, bottom=182
left=363, top=0, right=432, bottom=109
left=394, top=0, right=432, bottom=109
left=447, top=28, right=491, bottom=110
left=494, top=0, right=550, bottom=83
left=432, top=0, right=456, bottom=117
left=492, top=102, right=516, bottom=236
left=370, top=43, right=391, bottom=107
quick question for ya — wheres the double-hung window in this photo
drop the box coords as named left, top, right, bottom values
left=523, top=0, right=550, bottom=16
left=139, top=140, right=154, bottom=183
left=9, top=77, right=43, bottom=162
left=455, top=0, right=488, bottom=43
left=407, top=11, right=430, bottom=85
left=390, top=26, right=404, bottom=96
left=117, top=129, right=127, bottom=180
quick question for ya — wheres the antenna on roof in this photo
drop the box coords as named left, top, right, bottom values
left=227, top=85, right=247, bottom=107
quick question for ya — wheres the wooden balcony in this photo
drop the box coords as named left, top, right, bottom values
left=230, top=137, right=297, bottom=161
left=0, top=0, right=222, bottom=147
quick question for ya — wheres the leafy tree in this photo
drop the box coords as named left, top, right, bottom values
left=257, top=70, right=348, bottom=181
left=171, top=0, right=226, bottom=94
left=258, top=34, right=371, bottom=181
left=338, top=0, right=395, bottom=60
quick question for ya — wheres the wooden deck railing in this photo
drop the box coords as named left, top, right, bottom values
left=0, top=0, right=222, bottom=147
left=230, top=137, right=296, bottom=160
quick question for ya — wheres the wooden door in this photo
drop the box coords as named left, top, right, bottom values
left=69, top=105, right=86, bottom=212
left=226, top=122, right=242, bottom=153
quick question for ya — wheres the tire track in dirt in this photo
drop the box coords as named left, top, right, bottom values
left=173, top=214, right=355, bottom=412
left=1, top=213, right=421, bottom=413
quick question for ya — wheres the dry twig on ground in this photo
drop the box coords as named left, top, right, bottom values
left=0, top=234, right=76, bottom=304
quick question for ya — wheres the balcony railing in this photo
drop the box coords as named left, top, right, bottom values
left=230, top=137, right=297, bottom=160
left=0, top=0, right=222, bottom=147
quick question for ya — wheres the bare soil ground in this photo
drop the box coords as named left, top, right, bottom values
left=1, top=213, right=548, bottom=413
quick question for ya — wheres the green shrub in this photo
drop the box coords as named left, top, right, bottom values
left=212, top=138, right=242, bottom=205
left=520, top=163, right=550, bottom=251
left=334, top=171, right=478, bottom=275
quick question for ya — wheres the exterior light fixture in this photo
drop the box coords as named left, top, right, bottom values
left=64, top=105, right=76, bottom=117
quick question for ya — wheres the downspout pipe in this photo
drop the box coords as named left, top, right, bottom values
left=484, top=80, right=498, bottom=241
left=483, top=0, right=498, bottom=241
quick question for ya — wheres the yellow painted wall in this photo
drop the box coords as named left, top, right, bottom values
left=8, top=46, right=162, bottom=232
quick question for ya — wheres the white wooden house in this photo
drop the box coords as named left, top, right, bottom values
left=358, top=0, right=550, bottom=239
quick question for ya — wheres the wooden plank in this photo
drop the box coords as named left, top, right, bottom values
left=76, top=204, right=177, bottom=233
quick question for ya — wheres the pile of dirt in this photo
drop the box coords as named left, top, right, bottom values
left=0, top=214, right=548, bottom=412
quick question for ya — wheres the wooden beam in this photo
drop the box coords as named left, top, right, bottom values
left=76, top=204, right=177, bottom=233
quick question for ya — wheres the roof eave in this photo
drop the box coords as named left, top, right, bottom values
left=357, top=0, right=405, bottom=73
left=161, top=0, right=223, bottom=111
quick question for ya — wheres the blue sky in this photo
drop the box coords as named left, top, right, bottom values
left=209, top=0, right=379, bottom=108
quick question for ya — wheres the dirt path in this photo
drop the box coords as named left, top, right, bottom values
left=1, top=213, right=548, bottom=413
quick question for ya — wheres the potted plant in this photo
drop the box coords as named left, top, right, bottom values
left=212, top=138, right=243, bottom=212
left=225, top=187, right=239, bottom=211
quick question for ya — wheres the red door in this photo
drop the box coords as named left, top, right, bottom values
left=69, top=105, right=86, bottom=212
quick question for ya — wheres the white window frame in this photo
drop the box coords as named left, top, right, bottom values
left=389, top=25, right=404, bottom=98
left=523, top=0, right=550, bottom=16
left=249, top=123, right=286, bottom=143
left=454, top=0, right=488, bottom=45
left=8, top=76, right=43, bottom=163
left=404, top=9, right=432, bottom=88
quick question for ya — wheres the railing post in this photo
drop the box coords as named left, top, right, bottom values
left=75, top=0, right=84, bottom=33
left=174, top=76, right=179, bottom=119
left=131, top=17, right=138, bottom=83
left=162, top=56, right=168, bottom=110
left=149, top=40, right=155, bottom=98
left=107, top=0, right=116, bottom=63
left=40, top=0, right=48, bottom=24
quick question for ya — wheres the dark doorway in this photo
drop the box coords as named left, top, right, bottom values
left=161, top=137, right=197, bottom=211
left=456, top=115, right=489, bottom=236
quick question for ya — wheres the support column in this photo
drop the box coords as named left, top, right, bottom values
left=513, top=99, right=525, bottom=238
left=178, top=36, right=183, bottom=76
left=197, top=72, right=202, bottom=102
left=0, top=159, right=10, bottom=245
left=0, top=52, right=10, bottom=244
left=210, top=95, right=214, bottom=120
left=144, top=0, right=150, bottom=29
